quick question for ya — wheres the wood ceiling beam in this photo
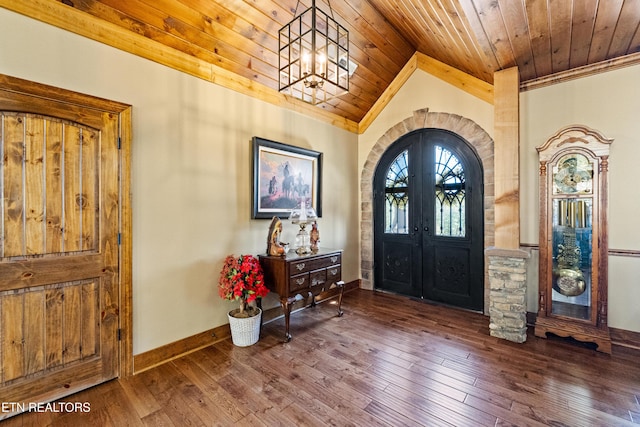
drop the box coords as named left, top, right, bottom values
left=520, top=51, right=640, bottom=92
left=416, top=53, right=494, bottom=104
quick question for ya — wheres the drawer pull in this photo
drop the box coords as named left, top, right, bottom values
left=329, top=268, right=338, bottom=275
left=330, top=256, right=338, bottom=263
left=296, top=263, right=305, bottom=271
left=295, top=278, right=305, bottom=285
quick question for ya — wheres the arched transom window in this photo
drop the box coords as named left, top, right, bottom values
left=383, top=146, right=467, bottom=237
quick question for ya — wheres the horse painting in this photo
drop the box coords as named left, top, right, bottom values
left=253, top=138, right=320, bottom=218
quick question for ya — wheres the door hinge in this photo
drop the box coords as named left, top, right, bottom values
left=118, top=233, right=121, bottom=245
left=117, top=329, right=122, bottom=341
left=118, top=137, right=121, bottom=149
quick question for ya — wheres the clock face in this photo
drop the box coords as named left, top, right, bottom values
left=552, top=153, right=593, bottom=195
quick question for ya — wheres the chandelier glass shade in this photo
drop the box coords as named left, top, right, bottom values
left=279, top=0, right=350, bottom=105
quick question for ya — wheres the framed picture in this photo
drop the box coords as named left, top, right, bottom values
left=252, top=137, right=322, bottom=219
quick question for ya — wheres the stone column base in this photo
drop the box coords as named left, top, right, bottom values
left=485, top=247, right=530, bottom=343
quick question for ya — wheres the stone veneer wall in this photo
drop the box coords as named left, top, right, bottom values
left=485, top=248, right=530, bottom=343
left=360, top=109, right=495, bottom=313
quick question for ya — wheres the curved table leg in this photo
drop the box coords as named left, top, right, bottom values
left=309, top=290, right=317, bottom=307
left=280, top=297, right=295, bottom=342
left=336, top=280, right=345, bottom=317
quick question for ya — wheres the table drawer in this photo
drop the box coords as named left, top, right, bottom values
left=310, top=269, right=327, bottom=288
left=290, top=253, right=342, bottom=275
left=326, top=265, right=341, bottom=283
left=290, top=273, right=309, bottom=292
left=326, top=253, right=341, bottom=266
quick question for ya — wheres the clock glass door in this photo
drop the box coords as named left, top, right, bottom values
left=550, top=153, right=595, bottom=321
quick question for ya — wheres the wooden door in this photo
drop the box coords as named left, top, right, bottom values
left=0, top=80, right=122, bottom=417
left=374, top=129, right=484, bottom=311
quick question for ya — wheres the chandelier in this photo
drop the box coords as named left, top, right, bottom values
left=278, top=0, right=351, bottom=105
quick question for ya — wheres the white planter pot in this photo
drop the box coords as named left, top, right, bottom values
left=228, top=308, right=262, bottom=347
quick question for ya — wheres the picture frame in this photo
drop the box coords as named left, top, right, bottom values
left=252, top=137, right=322, bottom=219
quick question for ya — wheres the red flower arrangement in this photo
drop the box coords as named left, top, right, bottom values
left=218, top=254, right=269, bottom=318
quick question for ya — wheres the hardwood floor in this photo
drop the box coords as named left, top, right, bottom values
left=5, top=289, right=640, bottom=426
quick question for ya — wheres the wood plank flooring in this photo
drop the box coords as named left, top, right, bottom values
left=5, top=289, right=640, bottom=426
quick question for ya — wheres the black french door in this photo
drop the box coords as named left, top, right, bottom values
left=373, top=129, right=484, bottom=311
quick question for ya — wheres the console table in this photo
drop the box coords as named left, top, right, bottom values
left=259, top=249, right=344, bottom=342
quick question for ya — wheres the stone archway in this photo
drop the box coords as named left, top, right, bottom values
left=360, top=109, right=495, bottom=312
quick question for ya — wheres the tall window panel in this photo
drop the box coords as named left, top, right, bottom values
left=434, top=145, right=465, bottom=237
left=384, top=150, right=409, bottom=234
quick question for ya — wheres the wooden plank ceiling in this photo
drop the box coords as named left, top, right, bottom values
left=52, top=0, right=640, bottom=122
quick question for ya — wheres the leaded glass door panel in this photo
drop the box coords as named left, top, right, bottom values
left=374, top=132, right=422, bottom=297
left=374, top=129, right=484, bottom=310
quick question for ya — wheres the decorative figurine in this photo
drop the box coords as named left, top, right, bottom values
left=267, top=216, right=287, bottom=256
left=310, top=221, right=319, bottom=252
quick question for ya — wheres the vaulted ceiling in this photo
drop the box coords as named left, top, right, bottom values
left=4, top=0, right=640, bottom=128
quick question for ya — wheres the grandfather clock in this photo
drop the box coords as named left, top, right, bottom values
left=535, top=125, right=613, bottom=353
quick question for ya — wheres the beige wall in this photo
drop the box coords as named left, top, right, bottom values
left=521, top=64, right=640, bottom=332
left=0, top=9, right=359, bottom=354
